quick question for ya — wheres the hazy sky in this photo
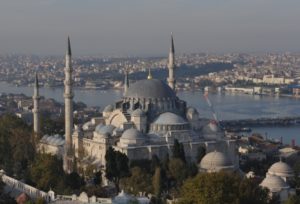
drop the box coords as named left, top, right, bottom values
left=0, top=0, right=300, bottom=56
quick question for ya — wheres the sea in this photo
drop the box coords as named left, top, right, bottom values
left=0, top=81, right=299, bottom=145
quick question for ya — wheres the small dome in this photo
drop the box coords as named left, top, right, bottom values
left=104, top=104, right=114, bottom=112
left=260, top=175, right=289, bottom=192
left=96, top=125, right=115, bottom=135
left=121, top=128, right=143, bottom=140
left=153, top=112, right=187, bottom=125
left=82, top=121, right=93, bottom=130
left=131, top=109, right=145, bottom=117
left=95, top=123, right=104, bottom=132
left=41, top=135, right=65, bottom=146
left=124, top=79, right=176, bottom=99
left=200, top=151, right=234, bottom=172
left=268, top=161, right=293, bottom=177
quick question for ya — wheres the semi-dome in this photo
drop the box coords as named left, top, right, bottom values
left=199, top=151, right=235, bottom=172
left=268, top=161, right=294, bottom=178
left=119, top=128, right=145, bottom=146
left=131, top=109, right=145, bottom=117
left=121, top=128, right=143, bottom=140
left=153, top=112, right=187, bottom=125
left=260, top=175, right=289, bottom=192
left=124, top=79, right=176, bottom=99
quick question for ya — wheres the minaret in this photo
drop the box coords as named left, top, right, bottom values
left=124, top=69, right=129, bottom=95
left=32, top=72, right=40, bottom=137
left=63, top=36, right=74, bottom=173
left=167, top=33, right=176, bottom=90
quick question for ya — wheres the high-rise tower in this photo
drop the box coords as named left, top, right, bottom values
left=63, top=36, right=74, bottom=173
left=32, top=72, right=40, bottom=137
left=167, top=33, right=176, bottom=90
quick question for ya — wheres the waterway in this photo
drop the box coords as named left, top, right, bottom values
left=1, top=82, right=300, bottom=144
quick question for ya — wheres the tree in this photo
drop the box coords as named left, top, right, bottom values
left=120, top=167, right=152, bottom=195
left=179, top=172, right=269, bottom=204
left=65, top=172, right=84, bottom=190
left=105, top=147, right=129, bottom=192
left=151, top=155, right=161, bottom=173
left=172, top=139, right=186, bottom=162
left=172, top=139, right=181, bottom=159
left=0, top=114, right=34, bottom=178
left=152, top=167, right=162, bottom=198
left=168, top=158, right=187, bottom=187
left=186, top=162, right=198, bottom=178
left=284, top=195, right=300, bottom=204
left=34, top=197, right=46, bottom=204
left=196, top=146, right=206, bottom=163
left=238, top=178, right=269, bottom=204
left=29, top=153, right=65, bottom=192
left=93, top=171, right=102, bottom=185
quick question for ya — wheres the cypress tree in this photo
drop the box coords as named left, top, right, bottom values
left=153, top=167, right=162, bottom=198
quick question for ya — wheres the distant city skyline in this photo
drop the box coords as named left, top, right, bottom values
left=0, top=0, right=300, bottom=56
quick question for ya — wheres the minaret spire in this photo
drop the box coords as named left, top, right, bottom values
left=63, top=36, right=74, bottom=173
left=67, top=36, right=72, bottom=56
left=167, top=32, right=176, bottom=90
left=32, top=72, right=40, bottom=137
left=124, top=68, right=129, bottom=95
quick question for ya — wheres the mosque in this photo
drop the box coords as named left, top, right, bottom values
left=35, top=35, right=239, bottom=174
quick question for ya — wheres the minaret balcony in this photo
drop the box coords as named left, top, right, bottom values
left=32, top=96, right=40, bottom=100
left=64, top=93, right=74, bottom=98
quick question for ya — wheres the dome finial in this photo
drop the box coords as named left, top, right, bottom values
left=147, top=68, right=152, bottom=79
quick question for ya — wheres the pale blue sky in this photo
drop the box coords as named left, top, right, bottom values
left=0, top=0, right=300, bottom=56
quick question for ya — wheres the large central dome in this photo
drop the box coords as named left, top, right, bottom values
left=125, top=79, right=176, bottom=99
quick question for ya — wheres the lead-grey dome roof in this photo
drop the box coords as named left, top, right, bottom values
left=200, top=151, right=234, bottom=171
left=153, top=112, right=187, bottom=125
left=121, top=128, right=144, bottom=140
left=260, top=175, right=289, bottom=192
left=124, top=79, right=176, bottom=99
left=40, top=134, right=65, bottom=146
left=96, top=125, right=115, bottom=135
left=268, top=161, right=293, bottom=177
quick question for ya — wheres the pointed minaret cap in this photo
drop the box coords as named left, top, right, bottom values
left=35, top=72, right=39, bottom=88
left=67, top=36, right=72, bottom=56
left=170, top=32, right=175, bottom=53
